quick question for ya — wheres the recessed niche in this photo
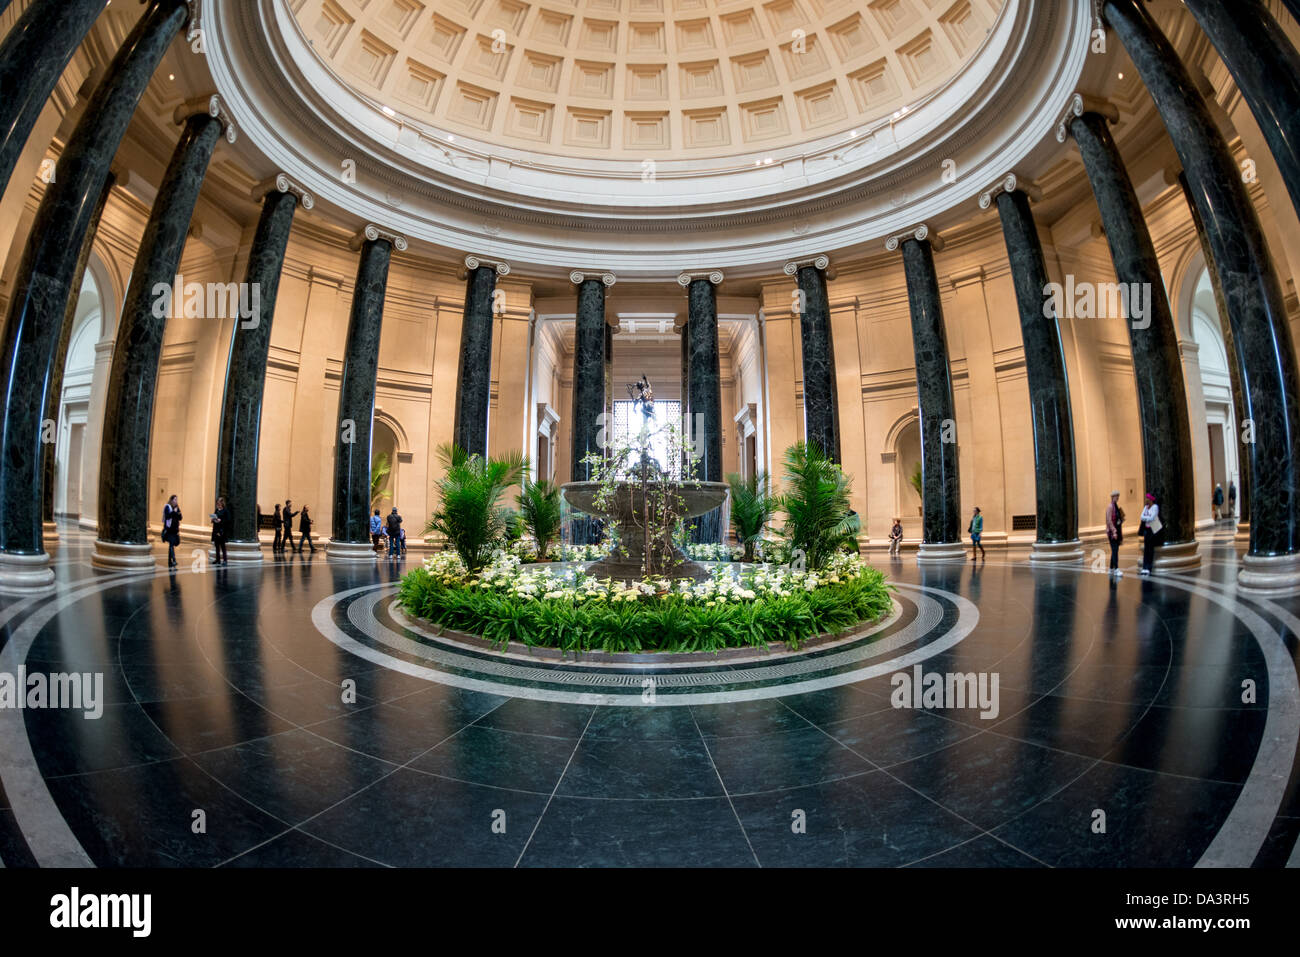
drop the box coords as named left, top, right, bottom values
left=731, top=51, right=778, bottom=92
left=626, top=63, right=668, bottom=99
left=827, top=14, right=877, bottom=61
left=485, top=0, right=530, bottom=35
left=396, top=57, right=446, bottom=111
left=780, top=33, right=830, bottom=79
left=847, top=57, right=899, bottom=110
left=625, top=111, right=670, bottom=149
left=505, top=97, right=555, bottom=141
left=312, top=0, right=353, bottom=56
left=374, top=0, right=424, bottom=40
left=719, top=10, right=764, bottom=45
left=939, top=0, right=985, bottom=57
left=869, top=0, right=920, bottom=39
left=572, top=59, right=616, bottom=97
left=466, top=33, right=514, bottom=80
left=629, top=21, right=667, bottom=53
left=517, top=50, right=563, bottom=92
left=449, top=82, right=499, bottom=129
left=579, top=18, right=619, bottom=52
left=530, top=9, right=573, bottom=45
left=740, top=96, right=790, bottom=141
left=349, top=30, right=398, bottom=87
left=420, top=15, right=467, bottom=63
left=897, top=29, right=948, bottom=85
left=683, top=107, right=730, bottom=148
left=675, top=18, right=715, bottom=52
left=795, top=81, right=846, bottom=128
left=565, top=107, right=612, bottom=148
left=679, top=59, right=723, bottom=98
left=763, top=0, right=808, bottom=36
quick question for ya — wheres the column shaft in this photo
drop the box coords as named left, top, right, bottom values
left=42, top=172, right=114, bottom=527
left=1182, top=0, right=1300, bottom=220
left=901, top=237, right=961, bottom=546
left=1070, top=111, right=1197, bottom=550
left=569, top=278, right=606, bottom=481
left=795, top=265, right=840, bottom=462
left=95, top=113, right=225, bottom=549
left=995, top=189, right=1080, bottom=546
left=214, top=187, right=300, bottom=545
left=1105, top=0, right=1300, bottom=569
left=687, top=278, right=722, bottom=542
left=0, top=0, right=108, bottom=197
left=0, top=0, right=188, bottom=565
left=331, top=238, right=393, bottom=545
left=452, top=265, right=496, bottom=458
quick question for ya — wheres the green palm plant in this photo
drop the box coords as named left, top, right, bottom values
left=517, top=478, right=563, bottom=560
left=727, top=471, right=775, bottom=563
left=371, top=452, right=393, bottom=508
left=777, top=441, right=857, bottom=571
left=423, top=443, right=528, bottom=572
left=909, top=461, right=923, bottom=499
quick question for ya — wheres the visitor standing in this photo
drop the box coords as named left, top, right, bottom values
left=273, top=504, right=283, bottom=552
left=162, top=494, right=182, bottom=568
left=370, top=509, right=383, bottom=551
left=297, top=505, right=315, bottom=554
left=282, top=499, right=298, bottom=553
left=399, top=524, right=407, bottom=557
left=1105, top=490, right=1124, bottom=579
left=385, top=507, right=402, bottom=557
left=211, top=496, right=230, bottom=566
left=889, top=518, right=903, bottom=557
left=968, top=507, right=985, bottom=560
left=1139, top=492, right=1162, bottom=576
left=1212, top=483, right=1224, bottom=520
left=1228, top=479, right=1237, bottom=520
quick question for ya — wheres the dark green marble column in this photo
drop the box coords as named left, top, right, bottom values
left=0, top=0, right=109, bottom=199
left=893, top=229, right=962, bottom=558
left=1067, top=107, right=1199, bottom=567
left=0, top=0, right=189, bottom=589
left=1182, top=0, right=1300, bottom=220
left=92, top=109, right=229, bottom=569
left=329, top=230, right=401, bottom=557
left=214, top=178, right=310, bottom=558
left=989, top=182, right=1081, bottom=560
left=42, top=171, right=114, bottom=540
left=684, top=274, right=723, bottom=542
left=788, top=258, right=841, bottom=462
left=1104, top=0, right=1300, bottom=591
left=453, top=259, right=501, bottom=459
left=1178, top=171, right=1250, bottom=532
left=568, top=272, right=610, bottom=545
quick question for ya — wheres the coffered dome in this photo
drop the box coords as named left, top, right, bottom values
left=289, top=0, right=1006, bottom=160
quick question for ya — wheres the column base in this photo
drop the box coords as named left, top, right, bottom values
left=41, top=521, right=59, bottom=544
left=1153, top=539, right=1201, bottom=571
left=1234, top=522, right=1251, bottom=546
left=0, top=551, right=56, bottom=594
left=90, top=540, right=156, bottom=572
left=915, top=542, right=970, bottom=564
left=220, top=540, right=264, bottom=564
left=1237, top=551, right=1300, bottom=596
left=1029, top=539, right=1084, bottom=565
left=327, top=539, right=379, bottom=562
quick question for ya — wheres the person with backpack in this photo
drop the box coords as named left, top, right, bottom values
left=385, top=507, right=402, bottom=557
left=162, top=494, right=182, bottom=568
left=297, top=505, right=316, bottom=554
left=1105, top=490, right=1124, bottom=579
left=968, top=506, right=985, bottom=560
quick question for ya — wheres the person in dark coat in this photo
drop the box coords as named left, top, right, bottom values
left=273, top=503, right=283, bottom=552
left=211, top=496, right=230, bottom=566
left=297, top=505, right=316, bottom=554
left=385, top=507, right=402, bottom=557
left=282, top=499, right=298, bottom=553
left=1228, top=480, right=1237, bottom=521
left=162, top=494, right=182, bottom=568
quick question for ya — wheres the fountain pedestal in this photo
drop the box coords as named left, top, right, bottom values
left=563, top=480, right=729, bottom=582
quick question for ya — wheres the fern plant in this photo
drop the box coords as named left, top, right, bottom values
left=727, top=471, right=775, bottom=563
left=517, top=478, right=563, bottom=560
left=423, top=443, right=527, bottom=572
left=371, top=452, right=393, bottom=508
left=777, top=441, right=857, bottom=571
left=909, top=461, right=923, bottom=499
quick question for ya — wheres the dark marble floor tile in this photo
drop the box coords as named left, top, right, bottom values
left=304, top=694, right=503, bottom=766
left=137, top=692, right=297, bottom=754
left=690, top=697, right=815, bottom=739
left=558, top=734, right=723, bottom=799
left=583, top=704, right=702, bottom=741
left=408, top=725, right=576, bottom=793
left=219, top=828, right=385, bottom=867
left=24, top=703, right=183, bottom=777
left=0, top=810, right=37, bottom=867
left=827, top=706, right=983, bottom=769
left=707, top=724, right=875, bottom=794
left=470, top=697, right=595, bottom=739
left=904, top=833, right=1045, bottom=867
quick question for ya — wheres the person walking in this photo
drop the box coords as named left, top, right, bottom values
left=297, top=505, right=316, bottom=554
left=370, top=508, right=383, bottom=552
left=888, top=518, right=903, bottom=557
left=1139, top=491, right=1162, bottom=576
left=272, top=503, right=283, bottom=553
left=282, top=499, right=298, bottom=553
left=385, top=506, right=402, bottom=557
left=211, top=496, right=230, bottom=566
left=1105, top=490, right=1124, bottom=579
left=1212, top=483, right=1224, bottom=520
left=968, top=507, right=985, bottom=560
left=1228, top=480, right=1237, bottom=521
left=162, top=494, right=182, bottom=568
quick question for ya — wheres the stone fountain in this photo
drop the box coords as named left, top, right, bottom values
left=562, top=480, right=729, bottom=582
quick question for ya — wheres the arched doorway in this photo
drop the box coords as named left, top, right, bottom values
left=370, top=418, right=399, bottom=512
left=1187, top=268, right=1240, bottom=523
left=54, top=270, right=104, bottom=520
left=894, top=416, right=923, bottom=536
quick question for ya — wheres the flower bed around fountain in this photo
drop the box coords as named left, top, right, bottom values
left=395, top=550, right=893, bottom=655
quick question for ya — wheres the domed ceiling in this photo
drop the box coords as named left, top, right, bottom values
left=288, top=0, right=1006, bottom=160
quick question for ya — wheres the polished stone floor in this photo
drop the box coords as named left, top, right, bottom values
left=0, top=522, right=1296, bottom=867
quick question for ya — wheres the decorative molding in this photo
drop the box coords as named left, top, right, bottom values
left=884, top=224, right=943, bottom=252
left=173, top=93, right=237, bottom=143
left=465, top=255, right=510, bottom=277
left=1054, top=91, right=1120, bottom=143
left=978, top=172, right=1042, bottom=209
left=569, top=271, right=617, bottom=286
left=676, top=270, right=725, bottom=286
left=948, top=266, right=986, bottom=289
left=782, top=255, right=831, bottom=276
left=351, top=224, right=409, bottom=252
left=185, top=0, right=202, bottom=43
